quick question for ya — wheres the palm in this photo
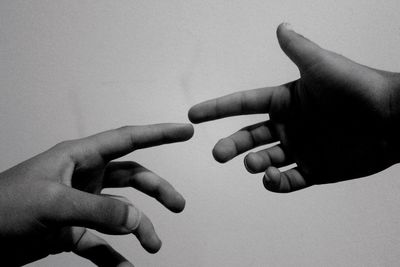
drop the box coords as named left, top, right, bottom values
left=273, top=59, right=392, bottom=185
left=189, top=24, right=396, bottom=193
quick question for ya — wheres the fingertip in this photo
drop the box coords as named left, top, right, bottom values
left=170, top=193, right=186, bottom=213
left=244, top=152, right=264, bottom=174
left=263, top=167, right=281, bottom=191
left=276, top=22, right=296, bottom=49
left=243, top=155, right=253, bottom=173
left=145, top=235, right=162, bottom=254
left=188, top=105, right=202, bottom=124
left=133, top=213, right=162, bottom=254
left=277, top=22, right=294, bottom=35
left=212, top=141, right=233, bottom=163
left=276, top=22, right=326, bottom=70
left=267, top=166, right=281, bottom=181
left=181, top=123, right=195, bottom=140
left=170, top=123, right=194, bottom=141
left=276, top=22, right=287, bottom=40
left=276, top=22, right=284, bottom=35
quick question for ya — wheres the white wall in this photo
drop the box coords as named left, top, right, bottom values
left=1, top=1, right=400, bottom=266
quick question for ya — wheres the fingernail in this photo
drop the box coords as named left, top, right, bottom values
left=282, top=22, right=294, bottom=31
left=126, top=205, right=141, bottom=231
left=107, top=194, right=131, bottom=205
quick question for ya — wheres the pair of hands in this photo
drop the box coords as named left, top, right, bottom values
left=2, top=23, right=399, bottom=266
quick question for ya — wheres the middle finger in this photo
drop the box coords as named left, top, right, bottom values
left=102, top=162, right=185, bottom=213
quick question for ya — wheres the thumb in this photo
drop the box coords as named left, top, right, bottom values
left=277, top=23, right=326, bottom=70
left=42, top=185, right=162, bottom=253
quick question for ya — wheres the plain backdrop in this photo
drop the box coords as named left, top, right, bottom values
left=1, top=1, right=400, bottom=266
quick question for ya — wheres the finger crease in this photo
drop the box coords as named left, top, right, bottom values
left=73, top=228, right=87, bottom=251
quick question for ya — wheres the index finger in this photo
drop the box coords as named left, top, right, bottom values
left=72, top=123, right=194, bottom=161
left=188, top=86, right=283, bottom=123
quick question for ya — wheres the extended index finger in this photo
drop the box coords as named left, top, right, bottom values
left=72, top=123, right=194, bottom=162
left=188, top=86, right=283, bottom=123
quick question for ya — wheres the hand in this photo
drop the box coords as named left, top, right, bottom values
left=189, top=23, right=400, bottom=193
left=0, top=123, right=194, bottom=266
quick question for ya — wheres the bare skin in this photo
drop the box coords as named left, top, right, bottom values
left=189, top=23, right=400, bottom=193
left=0, top=123, right=194, bottom=266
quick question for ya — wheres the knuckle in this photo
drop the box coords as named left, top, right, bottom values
left=153, top=176, right=165, bottom=188
left=120, top=125, right=132, bottom=130
left=143, top=177, right=163, bottom=199
left=253, top=127, right=267, bottom=143
left=264, top=151, right=272, bottom=164
left=54, top=140, right=75, bottom=151
left=116, top=126, right=137, bottom=147
left=116, top=125, right=135, bottom=135
left=116, top=125, right=130, bottom=132
left=52, top=140, right=79, bottom=160
left=152, top=179, right=168, bottom=197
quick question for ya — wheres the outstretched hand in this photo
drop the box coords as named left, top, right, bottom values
left=0, top=123, right=194, bottom=266
left=189, top=23, right=400, bottom=193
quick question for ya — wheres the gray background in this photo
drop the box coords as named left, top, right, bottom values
left=1, top=1, right=400, bottom=266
